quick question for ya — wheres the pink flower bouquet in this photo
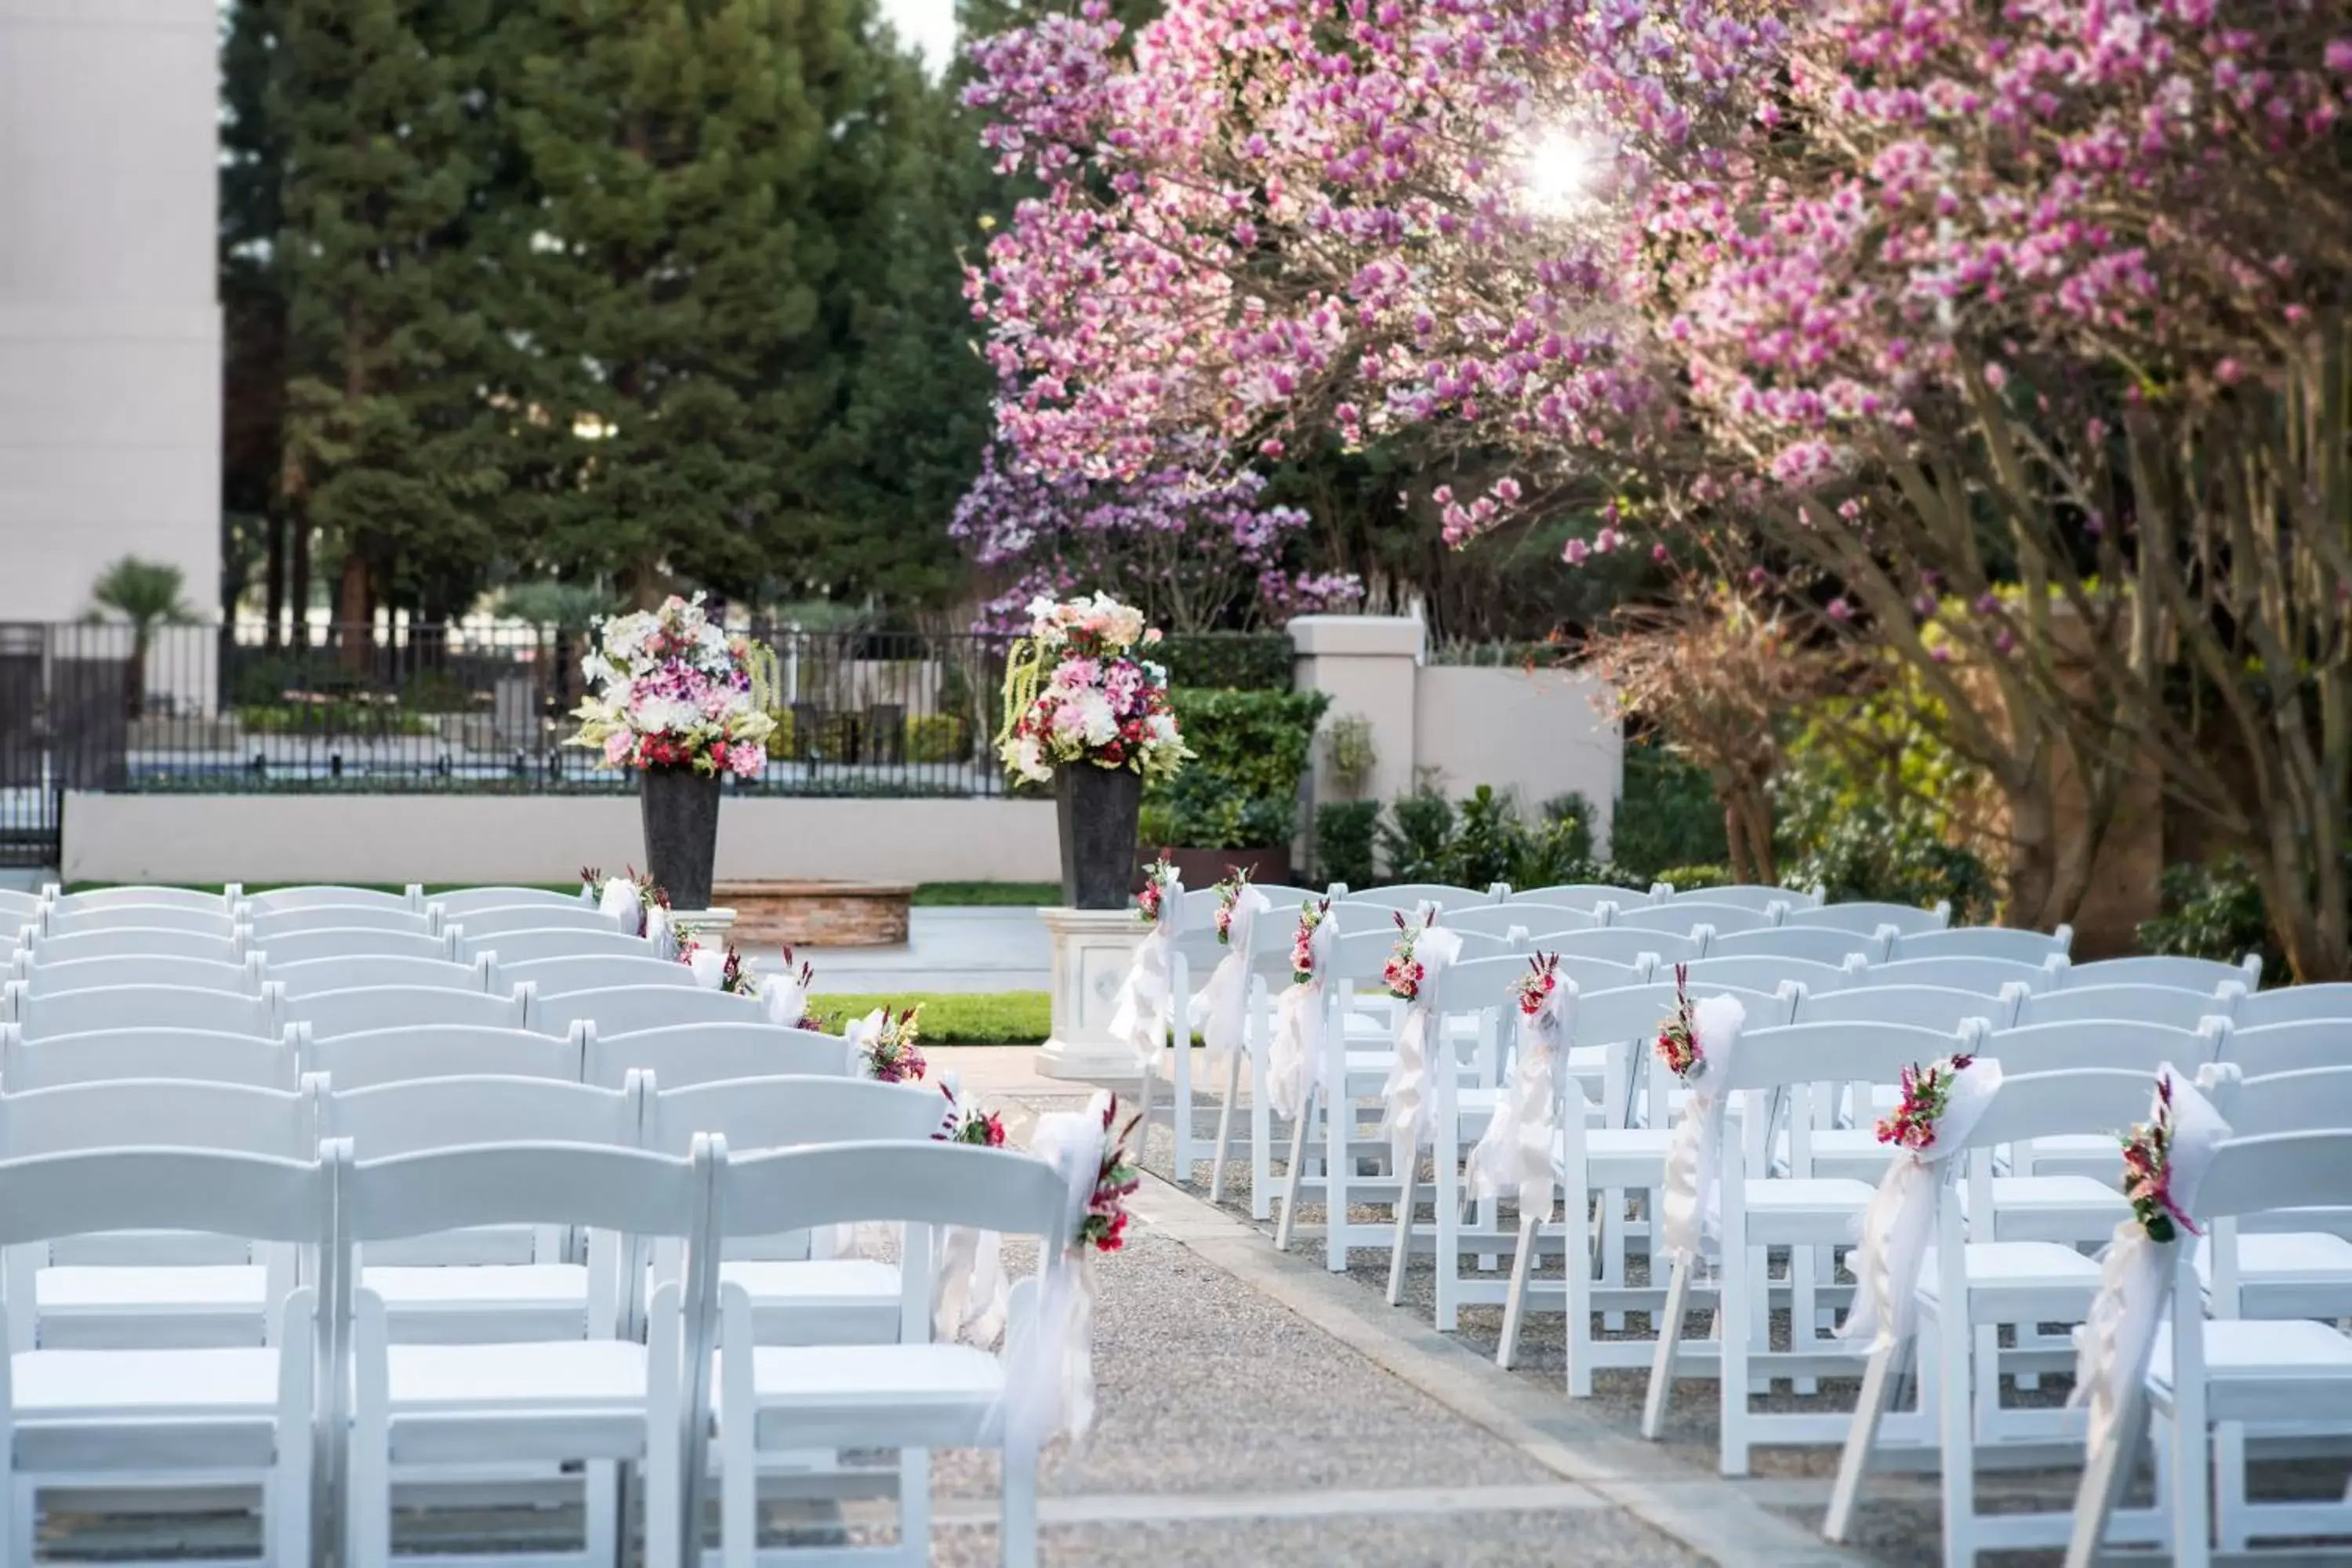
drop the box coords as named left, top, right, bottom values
left=566, top=593, right=777, bottom=778
left=996, top=593, right=1188, bottom=785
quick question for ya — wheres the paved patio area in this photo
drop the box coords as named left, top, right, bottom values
left=780, top=908, right=1051, bottom=994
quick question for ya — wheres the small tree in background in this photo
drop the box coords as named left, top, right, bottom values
left=85, top=557, right=197, bottom=718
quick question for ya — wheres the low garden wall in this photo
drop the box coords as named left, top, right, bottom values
left=61, top=791, right=1059, bottom=887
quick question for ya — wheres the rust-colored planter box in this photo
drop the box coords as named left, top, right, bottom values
left=1132, top=845, right=1292, bottom=895
left=716, top=880, right=914, bottom=949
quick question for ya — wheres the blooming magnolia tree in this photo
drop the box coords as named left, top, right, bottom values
left=949, top=446, right=1360, bottom=633
left=964, top=0, right=2352, bottom=976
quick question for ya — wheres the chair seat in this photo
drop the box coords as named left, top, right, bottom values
left=719, top=1259, right=902, bottom=1345
left=362, top=1264, right=591, bottom=1343
left=1554, top=1127, right=1675, bottom=1188
left=13, top=1345, right=282, bottom=1418
left=1745, top=1178, right=1877, bottom=1243
left=37, top=1264, right=267, bottom=1314
left=1788, top=1127, right=1897, bottom=1181
left=1916, top=1242, right=2103, bottom=1321
left=2197, top=1232, right=2352, bottom=1316
left=728, top=1341, right=1004, bottom=1449
left=384, top=1340, right=648, bottom=1411
left=1970, top=1175, right=2131, bottom=1243
left=2148, top=1319, right=2352, bottom=1423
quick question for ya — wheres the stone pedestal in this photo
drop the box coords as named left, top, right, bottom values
left=1036, top=906, right=1148, bottom=1082
left=668, top=907, right=736, bottom=942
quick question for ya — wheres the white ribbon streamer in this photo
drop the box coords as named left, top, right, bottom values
left=646, top=904, right=677, bottom=961
left=763, top=971, right=811, bottom=1029
left=1000, top=1093, right=1115, bottom=1448
left=578, top=877, right=597, bottom=906
left=1107, top=873, right=1182, bottom=1078
left=1838, top=1057, right=2003, bottom=1350
left=1468, top=974, right=1573, bottom=1218
left=2070, top=1067, right=2230, bottom=1456
left=932, top=1080, right=1012, bottom=1345
left=684, top=944, right=727, bottom=989
left=1266, top=908, right=1337, bottom=1121
left=1380, top=927, right=1464, bottom=1161
left=1658, top=993, right=1750, bottom=1265
left=597, top=877, right=642, bottom=938
left=1189, top=884, right=1272, bottom=1075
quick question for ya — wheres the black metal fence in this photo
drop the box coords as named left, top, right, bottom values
left=0, top=621, right=1020, bottom=865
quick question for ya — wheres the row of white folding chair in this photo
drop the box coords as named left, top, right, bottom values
left=35, top=896, right=628, bottom=948
left=0, top=1116, right=1070, bottom=1566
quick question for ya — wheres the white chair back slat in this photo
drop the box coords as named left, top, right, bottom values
left=0, top=1078, right=317, bottom=1160
left=1791, top=982, right=2014, bottom=1033
left=284, top=983, right=531, bottom=1038
left=256, top=926, right=454, bottom=965
left=1437, top=902, right=1602, bottom=940
left=0, top=889, right=44, bottom=920
left=1571, top=979, right=1798, bottom=1048
left=1854, top=954, right=2067, bottom=996
left=714, top=1139, right=1073, bottom=1240
left=1977, top=1017, right=2225, bottom=1075
left=502, top=954, right=695, bottom=997
left=450, top=904, right=630, bottom=940
left=1337, top=884, right=1498, bottom=914
left=336, top=1140, right=702, bottom=1249
left=533, top=985, right=770, bottom=1038
left=302, top=1024, right=584, bottom=1090
left=1512, top=882, right=1655, bottom=910
left=2234, top=983, right=2352, bottom=1029
left=642, top=1075, right=942, bottom=1156
left=466, top=928, right=661, bottom=966
left=1527, top=925, right=1706, bottom=966
left=45, top=902, right=234, bottom=938
left=1961, top=1065, right=2179, bottom=1152
left=29, top=927, right=245, bottom=965
left=584, top=1022, right=852, bottom=1089
left=1613, top=900, right=1781, bottom=935
left=1662, top=881, right=1818, bottom=911
left=321, top=1074, right=636, bottom=1155
left=1679, top=954, right=1853, bottom=996
left=272, top=953, right=491, bottom=998
left=1885, top=924, right=2072, bottom=964
left=2010, top=982, right=2240, bottom=1032
left=49, top=887, right=228, bottom=914
left=9, top=982, right=281, bottom=1040
left=2212, top=1065, right=2352, bottom=1138
left=1446, top=951, right=1652, bottom=1002
left=434, top=886, right=593, bottom=917
left=17, top=953, right=264, bottom=997
left=1723, top=1019, right=1974, bottom=1093
left=243, top=904, right=432, bottom=941
left=2194, top=1129, right=2352, bottom=1231
left=2062, top=953, right=2263, bottom=993
left=1706, top=924, right=1887, bottom=967
left=0, top=1147, right=325, bottom=1248
left=1780, top=900, right=1950, bottom=937
left=240, top=884, right=420, bottom=915
left=2, top=1025, right=299, bottom=1090
left=2216, top=1019, right=2352, bottom=1079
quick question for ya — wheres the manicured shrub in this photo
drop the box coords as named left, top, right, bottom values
left=1314, top=800, right=1380, bottom=887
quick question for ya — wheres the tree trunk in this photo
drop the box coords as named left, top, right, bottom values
left=337, top=552, right=372, bottom=674
left=263, top=506, right=287, bottom=652
left=288, top=506, right=312, bottom=650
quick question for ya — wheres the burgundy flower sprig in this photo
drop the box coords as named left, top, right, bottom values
left=1383, top=907, right=1436, bottom=1001
left=1135, top=859, right=1175, bottom=926
left=1874, top=1054, right=1975, bottom=1153
left=1211, top=865, right=1254, bottom=946
left=1080, top=1094, right=1142, bottom=1253
left=865, top=1006, right=927, bottom=1083
left=935, top=1085, right=1007, bottom=1148
left=2121, top=1075, right=2198, bottom=1244
left=581, top=865, right=669, bottom=935
left=1290, top=897, right=1329, bottom=985
left=1513, top=951, right=1561, bottom=1018
left=676, top=938, right=757, bottom=995
left=1654, top=963, right=1704, bottom=1082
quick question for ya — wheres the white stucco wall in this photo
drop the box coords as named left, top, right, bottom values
left=1410, top=664, right=1622, bottom=853
left=0, top=0, right=221, bottom=624
left=62, top=792, right=1062, bottom=885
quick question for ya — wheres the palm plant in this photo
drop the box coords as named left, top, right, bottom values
left=85, top=556, right=196, bottom=717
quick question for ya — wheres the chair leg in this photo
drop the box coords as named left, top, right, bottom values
left=1936, top=1293, right=1977, bottom=1565
left=2066, top=1388, right=2152, bottom=1568
left=8, top=1478, right=29, bottom=1568
left=1601, top=1186, right=1629, bottom=1330
left=1209, top=1048, right=1243, bottom=1205
left=1639, top=1253, right=1693, bottom=1440
left=1273, top=1088, right=1315, bottom=1252
left=1790, top=1243, right=1819, bottom=1396
left=2216, top=1421, right=2249, bottom=1552
left=585, top=1459, right=619, bottom=1568
left=1564, top=1194, right=1595, bottom=1399
left=1719, top=1249, right=1751, bottom=1476
left=1323, top=1075, right=1350, bottom=1273
left=1433, top=1136, right=1463, bottom=1330
left=1171, top=1025, right=1196, bottom=1184
left=1132, top=1068, right=1158, bottom=1176
left=1385, top=1160, right=1418, bottom=1306
left=1001, top=1439, right=1039, bottom=1568
left=2172, top=1389, right=2212, bottom=1568
left=901, top=1447, right=931, bottom=1568
left=1824, top=1336, right=1911, bottom=1542
left=1497, top=1213, right=1538, bottom=1372
left=1250, top=1065, right=1274, bottom=1221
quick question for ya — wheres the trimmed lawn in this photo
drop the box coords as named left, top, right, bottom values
left=809, top=989, right=1050, bottom=1044
left=909, top=881, right=1059, bottom=907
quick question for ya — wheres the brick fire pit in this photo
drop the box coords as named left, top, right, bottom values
left=715, top=880, right=914, bottom=949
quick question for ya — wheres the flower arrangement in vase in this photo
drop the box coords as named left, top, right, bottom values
left=996, top=593, right=1188, bottom=786
left=566, top=593, right=776, bottom=778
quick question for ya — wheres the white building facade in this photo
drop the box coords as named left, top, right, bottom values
left=0, top=0, right=220, bottom=624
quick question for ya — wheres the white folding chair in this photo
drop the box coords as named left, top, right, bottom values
left=13, top=952, right=265, bottom=997
left=260, top=927, right=456, bottom=966
left=434, top=887, right=594, bottom=918
left=503, top=955, right=696, bottom=997
left=287, top=983, right=532, bottom=1038
left=44, top=902, right=235, bottom=938
left=7, top=982, right=281, bottom=1040
left=1514, top=882, right=1657, bottom=910
left=1614, top=900, right=1783, bottom=935
left=2010, top=982, right=2242, bottom=1032
left=0, top=1025, right=300, bottom=1091
left=1709, top=924, right=1890, bottom=967
left=1858, top=954, right=2068, bottom=995
left=1338, top=883, right=1498, bottom=913
left=0, top=1079, right=320, bottom=1349
left=1885, top=924, right=2074, bottom=964
left=27, top=926, right=245, bottom=966
left=451, top=904, right=630, bottom=941
left=583, top=1022, right=852, bottom=1089
left=1528, top=925, right=1704, bottom=966
left=702, top=1138, right=1093, bottom=1568
left=332, top=1138, right=711, bottom=1568
left=1439, top=902, right=1601, bottom=939
left=1661, top=881, right=1820, bottom=911
left=1680, top=954, right=1856, bottom=996
left=2219, top=1020, right=2352, bottom=1080
left=2063, top=953, right=2263, bottom=993
left=2234, top=983, right=2352, bottom=1029
left=469, top=929, right=662, bottom=966
left=0, top=891, right=43, bottom=923
left=1826, top=1067, right=2156, bottom=1559
left=300, top=1024, right=585, bottom=1090
left=644, top=1076, right=942, bottom=1345
left=242, top=884, right=422, bottom=915
left=1781, top=900, right=1951, bottom=936
left=0, top=1147, right=325, bottom=1563
left=532, top=986, right=769, bottom=1038
left=245, top=904, right=435, bottom=942
left=2067, top=1129, right=2352, bottom=1568
left=49, top=886, right=230, bottom=914
left=1275, top=926, right=1418, bottom=1271
left=273, top=954, right=493, bottom=998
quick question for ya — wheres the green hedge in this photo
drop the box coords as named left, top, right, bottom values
left=1608, top=744, right=1726, bottom=883
left=1156, top=632, right=1292, bottom=691
left=237, top=703, right=437, bottom=737
left=1150, top=687, right=1328, bottom=849
left=1314, top=800, right=1380, bottom=886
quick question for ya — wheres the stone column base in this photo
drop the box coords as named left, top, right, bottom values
left=1035, top=906, right=1149, bottom=1083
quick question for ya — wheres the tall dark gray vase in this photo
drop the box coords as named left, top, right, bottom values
left=641, top=768, right=723, bottom=910
left=1056, top=764, right=1142, bottom=909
